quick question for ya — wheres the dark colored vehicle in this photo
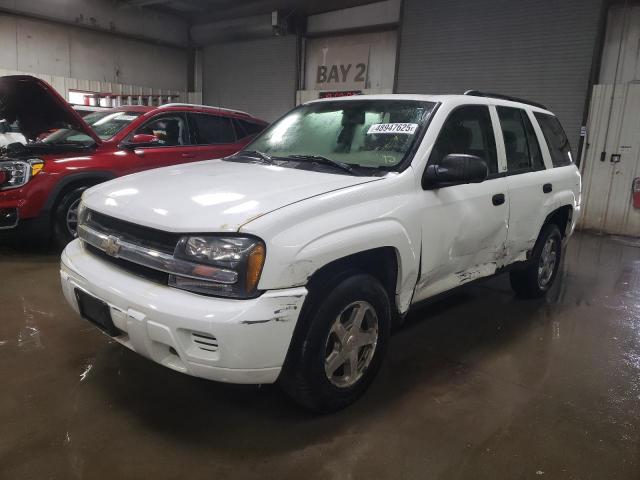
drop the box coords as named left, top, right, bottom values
left=0, top=75, right=267, bottom=246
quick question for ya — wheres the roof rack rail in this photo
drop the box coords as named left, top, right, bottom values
left=463, top=90, right=548, bottom=110
left=158, top=103, right=251, bottom=117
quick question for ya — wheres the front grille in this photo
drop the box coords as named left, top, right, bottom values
left=86, top=210, right=181, bottom=255
left=86, top=244, right=169, bottom=285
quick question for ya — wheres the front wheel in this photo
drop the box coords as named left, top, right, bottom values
left=279, top=273, right=391, bottom=412
left=510, top=224, right=562, bottom=298
left=53, top=187, right=87, bottom=249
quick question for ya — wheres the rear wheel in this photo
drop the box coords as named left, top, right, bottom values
left=53, top=186, right=87, bottom=249
left=510, top=224, right=562, bottom=298
left=279, top=273, right=391, bottom=412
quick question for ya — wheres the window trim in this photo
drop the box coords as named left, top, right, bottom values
left=187, top=112, right=238, bottom=146
left=426, top=103, right=501, bottom=179
left=123, top=111, right=191, bottom=149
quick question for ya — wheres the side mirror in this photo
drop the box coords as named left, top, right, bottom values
left=124, top=133, right=160, bottom=148
left=422, top=154, right=488, bottom=189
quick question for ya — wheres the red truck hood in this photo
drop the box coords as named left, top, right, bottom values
left=0, top=75, right=101, bottom=144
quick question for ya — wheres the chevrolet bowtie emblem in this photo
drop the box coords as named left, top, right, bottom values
left=102, top=235, right=121, bottom=257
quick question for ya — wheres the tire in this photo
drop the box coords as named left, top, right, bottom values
left=52, top=186, right=87, bottom=250
left=510, top=223, right=562, bottom=298
left=279, top=273, right=391, bottom=413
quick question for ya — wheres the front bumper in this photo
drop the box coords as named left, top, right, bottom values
left=60, top=239, right=307, bottom=384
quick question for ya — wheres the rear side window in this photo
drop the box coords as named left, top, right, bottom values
left=189, top=113, right=236, bottom=144
left=429, top=105, right=498, bottom=174
left=234, top=119, right=265, bottom=139
left=533, top=113, right=573, bottom=167
left=497, top=107, right=531, bottom=173
left=497, top=107, right=545, bottom=173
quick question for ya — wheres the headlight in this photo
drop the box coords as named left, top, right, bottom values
left=77, top=200, right=88, bottom=227
left=0, top=159, right=44, bottom=190
left=170, top=236, right=266, bottom=298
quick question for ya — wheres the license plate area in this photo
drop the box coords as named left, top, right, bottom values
left=75, top=289, right=121, bottom=336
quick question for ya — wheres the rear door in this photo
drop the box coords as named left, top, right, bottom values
left=496, top=106, right=553, bottom=262
left=413, top=104, right=510, bottom=302
left=186, top=112, right=247, bottom=161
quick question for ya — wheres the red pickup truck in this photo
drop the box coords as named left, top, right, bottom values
left=0, top=75, right=267, bottom=246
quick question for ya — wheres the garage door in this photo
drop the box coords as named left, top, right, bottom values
left=396, top=0, right=603, bottom=150
left=203, top=37, right=296, bottom=122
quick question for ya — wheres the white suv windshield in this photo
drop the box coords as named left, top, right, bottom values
left=42, top=110, right=143, bottom=145
left=248, top=100, right=438, bottom=170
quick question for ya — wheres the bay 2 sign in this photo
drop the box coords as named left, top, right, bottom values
left=314, top=44, right=370, bottom=90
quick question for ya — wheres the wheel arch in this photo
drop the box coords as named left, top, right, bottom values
left=542, top=204, right=574, bottom=237
left=43, top=171, right=116, bottom=214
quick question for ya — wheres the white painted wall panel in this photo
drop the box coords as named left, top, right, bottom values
left=0, top=13, right=188, bottom=91
left=0, top=0, right=188, bottom=46
left=0, top=15, right=18, bottom=70
left=599, top=5, right=640, bottom=84
left=16, top=17, right=71, bottom=77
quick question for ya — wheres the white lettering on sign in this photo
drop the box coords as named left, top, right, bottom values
left=367, top=123, right=418, bottom=135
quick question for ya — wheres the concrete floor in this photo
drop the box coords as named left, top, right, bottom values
left=1, top=232, right=639, bottom=479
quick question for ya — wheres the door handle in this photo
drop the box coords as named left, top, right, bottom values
left=492, top=193, right=505, bottom=206
left=181, top=153, right=196, bottom=158
left=543, top=183, right=553, bottom=193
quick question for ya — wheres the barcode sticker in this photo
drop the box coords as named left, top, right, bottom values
left=367, top=123, right=418, bottom=135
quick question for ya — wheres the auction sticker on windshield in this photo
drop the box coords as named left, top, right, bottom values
left=367, top=123, right=418, bottom=134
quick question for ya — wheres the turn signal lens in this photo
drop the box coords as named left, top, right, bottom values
left=246, top=243, right=266, bottom=292
left=31, top=161, right=44, bottom=177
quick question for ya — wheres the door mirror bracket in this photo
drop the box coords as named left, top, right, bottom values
left=422, top=154, right=488, bottom=189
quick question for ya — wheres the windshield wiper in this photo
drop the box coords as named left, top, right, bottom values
left=235, top=150, right=274, bottom=164
left=283, top=154, right=355, bottom=175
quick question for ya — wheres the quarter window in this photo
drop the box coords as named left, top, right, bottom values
left=429, top=105, right=498, bottom=174
left=533, top=113, right=573, bottom=167
left=134, top=113, right=188, bottom=146
left=189, top=113, right=236, bottom=144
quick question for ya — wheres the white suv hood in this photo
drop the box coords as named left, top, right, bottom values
left=83, top=159, right=381, bottom=232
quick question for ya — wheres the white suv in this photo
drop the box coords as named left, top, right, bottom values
left=60, top=92, right=581, bottom=411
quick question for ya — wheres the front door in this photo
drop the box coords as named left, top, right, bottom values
left=124, top=112, right=193, bottom=173
left=413, top=104, right=509, bottom=303
left=580, top=83, right=640, bottom=236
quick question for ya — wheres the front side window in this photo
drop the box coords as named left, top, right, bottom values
left=534, top=113, right=573, bottom=167
left=234, top=119, right=265, bottom=139
left=497, top=106, right=533, bottom=174
left=189, top=113, right=236, bottom=144
left=429, top=105, right=498, bottom=174
left=134, top=113, right=188, bottom=146
left=43, top=110, right=143, bottom=145
left=246, top=100, right=437, bottom=170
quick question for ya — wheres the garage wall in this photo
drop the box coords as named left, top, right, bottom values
left=202, top=37, right=297, bottom=121
left=396, top=0, right=603, bottom=149
left=0, top=13, right=188, bottom=91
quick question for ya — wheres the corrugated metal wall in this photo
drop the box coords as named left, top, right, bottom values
left=396, top=0, right=603, bottom=149
left=203, top=37, right=297, bottom=122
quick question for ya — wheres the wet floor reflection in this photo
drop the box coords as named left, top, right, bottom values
left=0, top=232, right=639, bottom=479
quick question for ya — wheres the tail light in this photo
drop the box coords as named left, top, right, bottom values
left=0, top=169, right=7, bottom=186
left=633, top=178, right=640, bottom=209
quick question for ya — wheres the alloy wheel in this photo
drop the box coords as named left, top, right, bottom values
left=324, top=300, right=379, bottom=388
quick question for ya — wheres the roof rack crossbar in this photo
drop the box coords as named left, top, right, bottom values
left=463, top=90, right=548, bottom=110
